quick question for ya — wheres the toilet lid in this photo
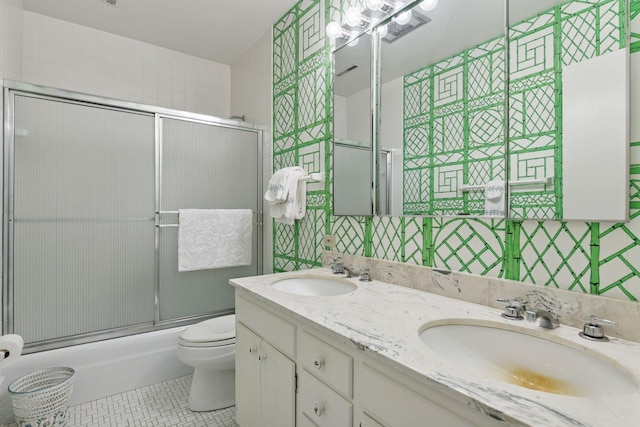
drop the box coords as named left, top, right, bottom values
left=179, top=314, right=236, bottom=344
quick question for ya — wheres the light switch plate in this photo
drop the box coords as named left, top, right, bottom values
left=323, top=234, right=337, bottom=247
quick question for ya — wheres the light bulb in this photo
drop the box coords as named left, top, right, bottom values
left=419, top=0, right=438, bottom=11
left=367, top=0, right=394, bottom=12
left=347, top=31, right=360, bottom=47
left=394, top=9, right=412, bottom=25
left=393, top=0, right=407, bottom=11
left=326, top=21, right=344, bottom=40
left=378, top=24, right=388, bottom=39
left=366, top=0, right=384, bottom=10
left=345, top=8, right=365, bottom=27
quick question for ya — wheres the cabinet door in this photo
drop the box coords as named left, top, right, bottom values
left=260, top=340, right=296, bottom=427
left=236, top=323, right=261, bottom=427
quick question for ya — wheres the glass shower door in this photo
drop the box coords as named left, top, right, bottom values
left=158, top=117, right=259, bottom=321
left=10, top=95, right=156, bottom=343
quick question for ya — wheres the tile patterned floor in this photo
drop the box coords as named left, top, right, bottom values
left=4, top=375, right=237, bottom=427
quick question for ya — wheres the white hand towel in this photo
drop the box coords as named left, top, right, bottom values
left=178, top=209, right=252, bottom=272
left=484, top=180, right=505, bottom=217
left=284, top=168, right=307, bottom=220
left=264, top=167, right=304, bottom=204
left=267, top=167, right=308, bottom=225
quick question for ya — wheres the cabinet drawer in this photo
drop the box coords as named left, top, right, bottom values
left=299, top=370, right=352, bottom=427
left=299, top=330, right=353, bottom=397
left=362, top=413, right=385, bottom=427
left=361, top=363, right=470, bottom=427
left=236, top=294, right=295, bottom=358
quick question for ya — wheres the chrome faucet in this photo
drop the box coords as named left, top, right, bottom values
left=526, top=308, right=560, bottom=329
left=342, top=266, right=359, bottom=278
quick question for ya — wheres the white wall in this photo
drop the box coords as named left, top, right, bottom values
left=21, top=11, right=231, bottom=118
left=0, top=0, right=23, bottom=80
left=230, top=29, right=273, bottom=273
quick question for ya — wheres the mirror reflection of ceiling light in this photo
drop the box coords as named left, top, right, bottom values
left=347, top=31, right=360, bottom=47
left=378, top=24, right=389, bottom=38
left=419, top=0, right=439, bottom=11
left=393, top=2, right=412, bottom=26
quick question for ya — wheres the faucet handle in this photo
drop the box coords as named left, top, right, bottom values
left=580, top=315, right=616, bottom=341
left=359, top=269, right=372, bottom=282
left=581, top=315, right=616, bottom=326
left=331, top=257, right=344, bottom=274
left=496, top=299, right=524, bottom=320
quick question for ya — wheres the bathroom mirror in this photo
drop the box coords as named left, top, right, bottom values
left=377, top=0, right=508, bottom=217
left=333, top=32, right=374, bottom=216
left=507, top=0, right=629, bottom=221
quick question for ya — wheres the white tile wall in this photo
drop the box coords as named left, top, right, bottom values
left=21, top=11, right=231, bottom=118
left=0, top=0, right=23, bottom=80
left=4, top=2, right=272, bottom=280
left=231, top=29, right=274, bottom=274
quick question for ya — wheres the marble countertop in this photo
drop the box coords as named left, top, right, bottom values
left=230, top=268, right=640, bottom=427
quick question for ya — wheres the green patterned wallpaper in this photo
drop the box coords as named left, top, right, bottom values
left=272, top=0, right=640, bottom=302
left=403, top=35, right=506, bottom=216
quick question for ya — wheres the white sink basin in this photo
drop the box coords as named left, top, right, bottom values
left=419, top=321, right=639, bottom=398
left=271, top=277, right=357, bottom=296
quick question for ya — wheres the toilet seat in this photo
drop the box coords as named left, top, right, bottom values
left=179, top=315, right=236, bottom=348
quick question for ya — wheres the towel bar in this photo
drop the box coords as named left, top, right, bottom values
left=460, top=176, right=553, bottom=192
left=299, top=172, right=325, bottom=182
left=156, top=210, right=261, bottom=228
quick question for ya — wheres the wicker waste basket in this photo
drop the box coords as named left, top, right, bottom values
left=8, top=367, right=75, bottom=427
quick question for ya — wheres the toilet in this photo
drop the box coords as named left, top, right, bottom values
left=177, top=314, right=236, bottom=411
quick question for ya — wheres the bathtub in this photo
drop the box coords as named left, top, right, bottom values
left=0, top=327, right=193, bottom=425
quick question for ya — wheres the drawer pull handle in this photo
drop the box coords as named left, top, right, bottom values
left=249, top=346, right=257, bottom=355
left=313, top=358, right=325, bottom=369
left=258, top=354, right=267, bottom=362
left=313, top=403, right=325, bottom=417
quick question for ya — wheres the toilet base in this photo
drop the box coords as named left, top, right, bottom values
left=188, top=367, right=235, bottom=412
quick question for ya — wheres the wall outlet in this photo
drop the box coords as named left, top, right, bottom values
left=323, top=234, right=337, bottom=247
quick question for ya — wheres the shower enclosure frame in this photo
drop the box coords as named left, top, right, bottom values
left=2, top=79, right=263, bottom=353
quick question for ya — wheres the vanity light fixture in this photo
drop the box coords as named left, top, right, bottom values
left=327, top=0, right=408, bottom=43
left=419, top=0, right=438, bottom=11
left=365, top=0, right=395, bottom=13
left=345, top=7, right=370, bottom=27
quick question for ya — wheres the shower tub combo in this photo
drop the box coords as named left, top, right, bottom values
left=0, top=80, right=263, bottom=424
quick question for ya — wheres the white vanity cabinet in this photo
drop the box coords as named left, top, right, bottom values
left=236, top=295, right=296, bottom=427
left=235, top=291, right=512, bottom=427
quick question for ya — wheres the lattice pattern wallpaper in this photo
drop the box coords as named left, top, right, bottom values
left=272, top=0, right=640, bottom=302
left=404, top=36, right=506, bottom=216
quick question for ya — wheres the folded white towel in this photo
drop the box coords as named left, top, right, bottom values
left=178, top=209, right=252, bottom=272
left=484, top=180, right=505, bottom=217
left=264, top=167, right=304, bottom=204
left=266, top=167, right=308, bottom=225
left=281, top=168, right=307, bottom=223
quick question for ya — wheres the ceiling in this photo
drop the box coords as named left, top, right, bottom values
left=22, top=0, right=299, bottom=65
